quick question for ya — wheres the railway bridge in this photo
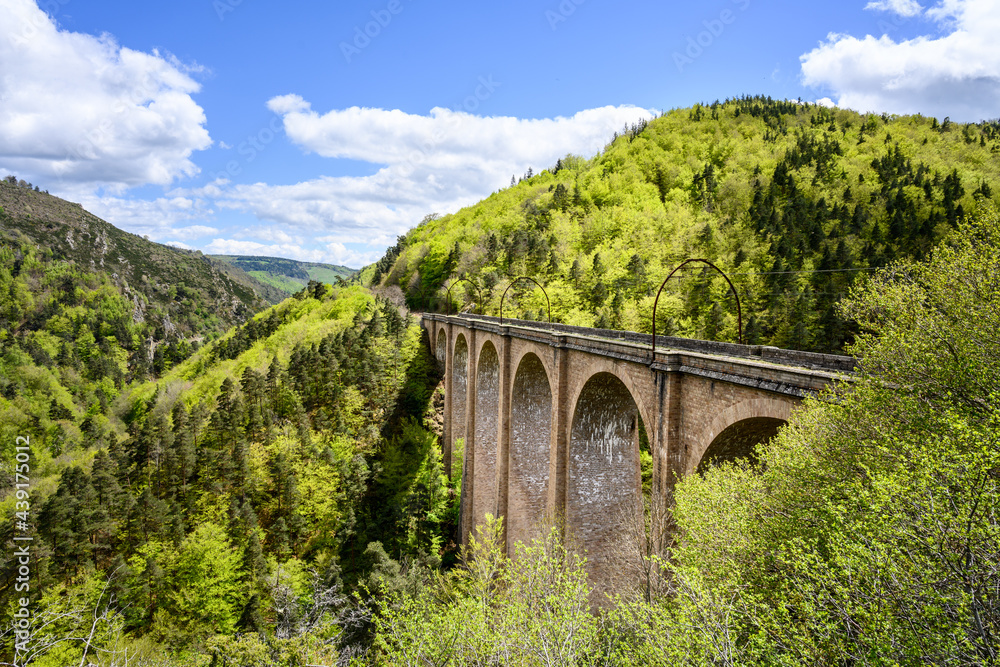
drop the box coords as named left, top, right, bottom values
left=422, top=313, right=854, bottom=588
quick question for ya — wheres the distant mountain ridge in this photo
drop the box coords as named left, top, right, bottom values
left=0, top=180, right=286, bottom=337
left=210, top=254, right=356, bottom=295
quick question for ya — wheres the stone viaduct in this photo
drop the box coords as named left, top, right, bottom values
left=422, top=313, right=854, bottom=589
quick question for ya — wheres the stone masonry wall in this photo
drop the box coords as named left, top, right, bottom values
left=423, top=315, right=845, bottom=597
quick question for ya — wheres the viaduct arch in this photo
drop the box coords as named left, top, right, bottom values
left=426, top=313, right=853, bottom=592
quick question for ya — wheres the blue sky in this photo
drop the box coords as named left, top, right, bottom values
left=2, top=0, right=997, bottom=267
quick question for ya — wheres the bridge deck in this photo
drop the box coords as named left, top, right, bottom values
left=422, top=312, right=855, bottom=398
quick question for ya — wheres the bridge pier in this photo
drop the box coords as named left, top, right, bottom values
left=496, top=328, right=512, bottom=548
left=658, top=371, right=684, bottom=501
left=440, top=323, right=453, bottom=478
left=549, top=337, right=572, bottom=537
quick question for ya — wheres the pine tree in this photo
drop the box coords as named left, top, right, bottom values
left=89, top=450, right=122, bottom=564
left=592, top=252, right=604, bottom=276
left=39, top=467, right=99, bottom=575
left=270, top=516, right=291, bottom=558
left=592, top=281, right=608, bottom=307
left=626, top=253, right=646, bottom=293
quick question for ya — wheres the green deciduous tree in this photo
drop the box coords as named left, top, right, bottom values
left=168, top=522, right=242, bottom=639
left=371, top=515, right=598, bottom=665
left=667, top=203, right=1000, bottom=664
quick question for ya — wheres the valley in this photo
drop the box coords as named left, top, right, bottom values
left=1, top=96, right=999, bottom=665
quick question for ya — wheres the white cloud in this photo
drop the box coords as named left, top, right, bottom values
left=801, top=0, right=1000, bottom=121
left=76, top=193, right=216, bottom=240
left=168, top=225, right=220, bottom=240
left=0, top=0, right=211, bottom=191
left=266, top=98, right=652, bottom=171
left=207, top=101, right=655, bottom=253
left=0, top=0, right=653, bottom=271
left=204, top=236, right=376, bottom=267
left=865, top=0, right=925, bottom=16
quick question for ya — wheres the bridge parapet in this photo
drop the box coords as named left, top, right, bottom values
left=423, top=312, right=853, bottom=398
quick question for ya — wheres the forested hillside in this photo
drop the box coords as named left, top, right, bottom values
left=2, top=96, right=999, bottom=665
left=2, top=283, right=451, bottom=664
left=0, top=241, right=200, bottom=468
left=370, top=96, right=1000, bottom=353
left=0, top=182, right=293, bottom=479
left=0, top=178, right=286, bottom=331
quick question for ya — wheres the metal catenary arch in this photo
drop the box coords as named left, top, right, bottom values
left=500, top=276, right=551, bottom=324
left=446, top=278, right=484, bottom=315
left=651, top=258, right=743, bottom=360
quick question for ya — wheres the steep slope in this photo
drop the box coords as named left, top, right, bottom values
left=368, top=97, right=1000, bottom=353
left=0, top=179, right=285, bottom=335
left=0, top=179, right=286, bottom=479
left=211, top=255, right=356, bottom=296
left=1, top=282, right=449, bottom=661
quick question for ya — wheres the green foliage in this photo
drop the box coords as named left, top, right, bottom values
left=0, top=241, right=162, bottom=462
left=374, top=97, right=1000, bottom=353
left=664, top=203, right=1000, bottom=663
left=2, top=281, right=447, bottom=662
left=1, top=571, right=134, bottom=667
left=212, top=254, right=356, bottom=296
left=376, top=418, right=450, bottom=557
left=371, top=515, right=598, bottom=665
left=168, top=523, right=242, bottom=638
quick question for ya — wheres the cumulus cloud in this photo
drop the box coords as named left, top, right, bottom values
left=801, top=0, right=1000, bottom=121
left=267, top=97, right=652, bottom=171
left=0, top=0, right=211, bottom=191
left=0, top=0, right=652, bottom=270
left=207, top=100, right=655, bottom=256
left=865, top=0, right=925, bottom=16
left=77, top=193, right=217, bottom=241
left=204, top=236, right=375, bottom=267
left=206, top=175, right=446, bottom=265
